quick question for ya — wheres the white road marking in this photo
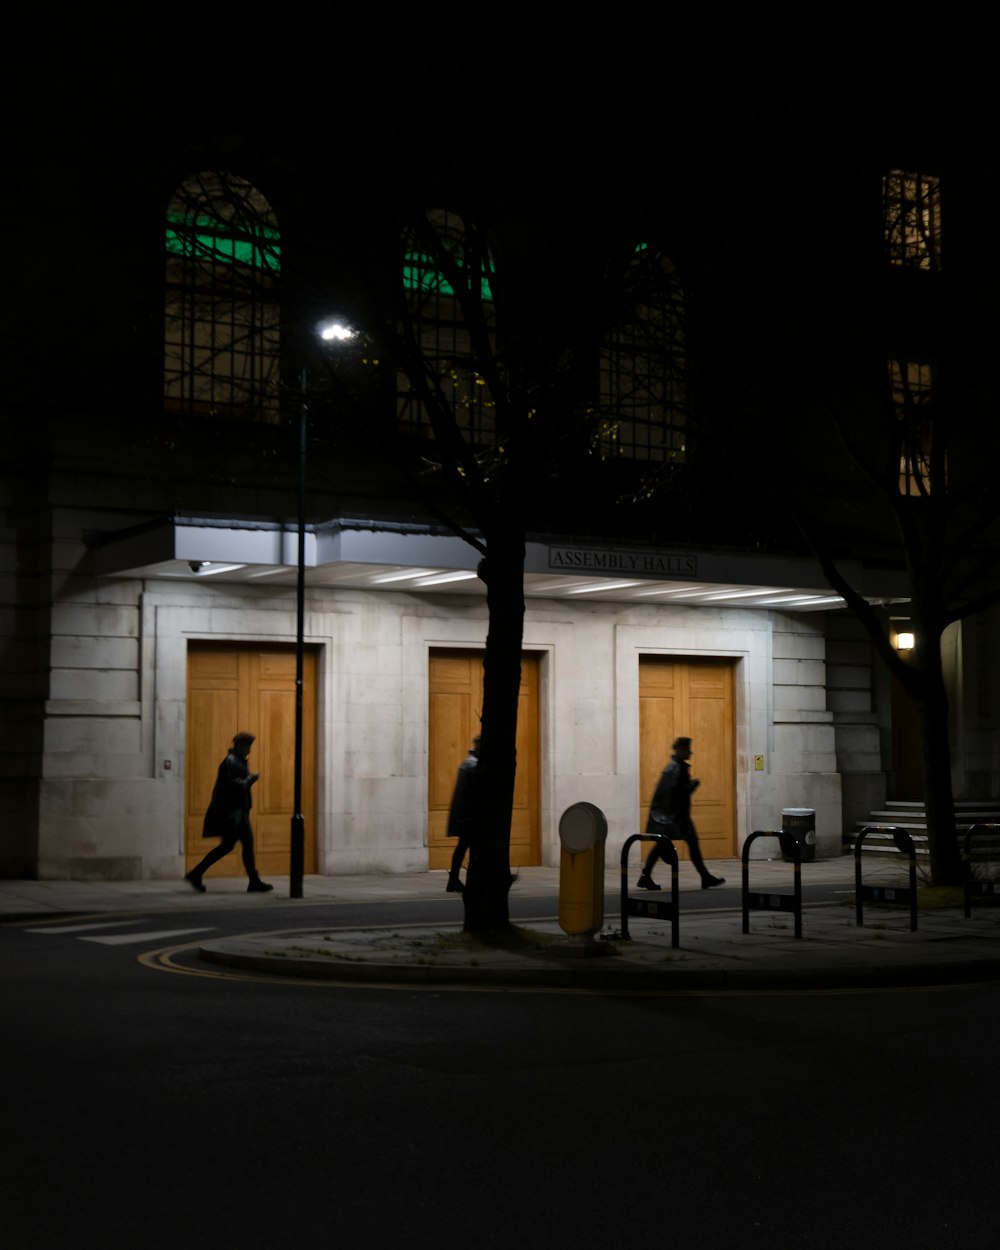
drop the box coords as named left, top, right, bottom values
left=25, top=920, right=145, bottom=934
left=79, top=927, right=215, bottom=945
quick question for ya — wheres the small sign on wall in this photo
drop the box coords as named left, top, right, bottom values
left=754, top=755, right=765, bottom=771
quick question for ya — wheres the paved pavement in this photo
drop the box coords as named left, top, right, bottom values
left=3, top=854, right=999, bottom=990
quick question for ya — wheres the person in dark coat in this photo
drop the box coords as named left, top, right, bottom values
left=638, top=736, right=725, bottom=891
left=445, top=736, right=480, bottom=893
left=185, top=732, right=273, bottom=893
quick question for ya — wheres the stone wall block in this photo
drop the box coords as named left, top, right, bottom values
left=773, top=658, right=826, bottom=687
left=49, top=669, right=139, bottom=702
left=50, top=636, right=139, bottom=669
left=51, top=602, right=139, bottom=639
left=771, top=630, right=825, bottom=661
left=773, top=684, right=827, bottom=713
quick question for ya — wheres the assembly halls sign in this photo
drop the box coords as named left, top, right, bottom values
left=548, top=546, right=697, bottom=577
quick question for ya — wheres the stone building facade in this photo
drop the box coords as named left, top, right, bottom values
left=4, top=58, right=998, bottom=882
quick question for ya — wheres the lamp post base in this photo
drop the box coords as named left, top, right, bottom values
left=290, top=813, right=305, bottom=898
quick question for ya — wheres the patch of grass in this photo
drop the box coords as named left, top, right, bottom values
left=845, top=886, right=966, bottom=911
left=429, top=924, right=562, bottom=955
left=917, top=886, right=964, bottom=910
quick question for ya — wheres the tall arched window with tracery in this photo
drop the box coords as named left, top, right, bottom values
left=165, top=172, right=281, bottom=421
left=597, top=245, right=687, bottom=464
left=398, top=208, right=497, bottom=445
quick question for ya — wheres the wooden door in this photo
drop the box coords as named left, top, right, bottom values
left=639, top=657, right=735, bottom=862
left=890, top=673, right=924, bottom=799
left=186, top=644, right=317, bottom=877
left=427, top=650, right=540, bottom=870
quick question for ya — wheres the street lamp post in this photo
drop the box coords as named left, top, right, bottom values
left=290, top=321, right=355, bottom=900
left=290, top=367, right=308, bottom=899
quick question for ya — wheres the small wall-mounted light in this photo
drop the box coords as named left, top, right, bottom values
left=895, top=631, right=915, bottom=651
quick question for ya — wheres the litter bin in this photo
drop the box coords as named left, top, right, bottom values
left=558, top=802, right=608, bottom=937
left=781, top=808, right=816, bottom=863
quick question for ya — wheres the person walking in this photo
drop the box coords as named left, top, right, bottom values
left=638, top=736, right=725, bottom=891
left=445, top=736, right=480, bottom=893
left=185, top=731, right=274, bottom=894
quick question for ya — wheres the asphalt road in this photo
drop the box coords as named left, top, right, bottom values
left=3, top=895, right=998, bottom=1250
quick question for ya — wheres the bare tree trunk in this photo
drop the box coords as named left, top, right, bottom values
left=803, top=545, right=965, bottom=886
left=917, top=634, right=962, bottom=885
left=462, top=527, right=525, bottom=933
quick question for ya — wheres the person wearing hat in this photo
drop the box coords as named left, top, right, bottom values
left=638, top=736, right=725, bottom=891
left=185, top=732, right=274, bottom=894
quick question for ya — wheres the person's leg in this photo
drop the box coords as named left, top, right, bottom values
left=682, top=830, right=708, bottom=880
left=682, top=824, right=725, bottom=889
left=239, top=824, right=258, bottom=879
left=447, top=837, right=469, bottom=892
left=186, top=836, right=236, bottom=890
left=242, top=822, right=273, bottom=892
left=637, top=839, right=662, bottom=889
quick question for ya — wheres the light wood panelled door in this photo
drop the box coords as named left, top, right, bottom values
left=639, top=657, right=735, bottom=862
left=186, top=644, right=317, bottom=877
left=427, top=650, right=540, bottom=870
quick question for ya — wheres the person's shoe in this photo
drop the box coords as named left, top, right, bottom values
left=446, top=876, right=464, bottom=893
left=636, top=874, right=661, bottom=891
left=247, top=879, right=274, bottom=894
left=185, top=872, right=205, bottom=893
left=701, top=874, right=726, bottom=889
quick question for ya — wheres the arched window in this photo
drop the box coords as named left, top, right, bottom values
left=398, top=208, right=496, bottom=444
left=165, top=172, right=280, bottom=421
left=597, top=245, right=687, bottom=463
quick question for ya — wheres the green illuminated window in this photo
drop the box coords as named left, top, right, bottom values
left=164, top=172, right=281, bottom=421
left=165, top=213, right=280, bottom=271
left=402, top=251, right=493, bottom=301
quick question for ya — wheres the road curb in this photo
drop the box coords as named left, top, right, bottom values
left=197, top=941, right=1000, bottom=992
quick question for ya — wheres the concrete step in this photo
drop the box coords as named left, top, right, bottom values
left=863, top=810, right=1000, bottom=825
left=859, top=814, right=929, bottom=828
left=876, top=800, right=1000, bottom=812
left=844, top=831, right=930, bottom=859
left=845, top=801, right=1000, bottom=858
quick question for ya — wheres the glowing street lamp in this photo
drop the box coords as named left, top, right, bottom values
left=290, top=320, right=355, bottom=899
left=318, top=320, right=355, bottom=342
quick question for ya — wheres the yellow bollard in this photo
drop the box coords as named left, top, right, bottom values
left=558, top=802, right=608, bottom=938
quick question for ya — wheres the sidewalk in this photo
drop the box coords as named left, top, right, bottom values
left=3, top=855, right=999, bottom=990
